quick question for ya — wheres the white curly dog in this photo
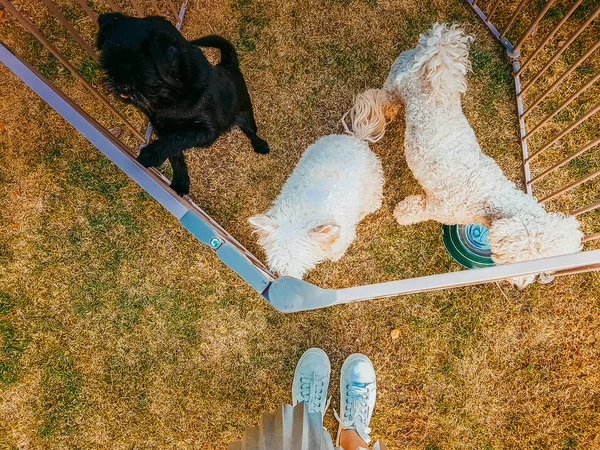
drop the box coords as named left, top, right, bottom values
left=359, top=22, right=583, bottom=288
left=248, top=92, right=387, bottom=279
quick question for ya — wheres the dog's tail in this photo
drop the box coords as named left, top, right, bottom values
left=190, top=35, right=239, bottom=68
left=341, top=88, right=392, bottom=144
left=411, top=23, right=474, bottom=104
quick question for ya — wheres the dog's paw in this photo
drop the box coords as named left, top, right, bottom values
left=252, top=138, right=270, bottom=155
left=170, top=180, right=190, bottom=197
left=394, top=195, right=426, bottom=225
left=137, top=149, right=163, bottom=168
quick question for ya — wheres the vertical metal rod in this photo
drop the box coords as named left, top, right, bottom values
left=527, top=102, right=600, bottom=162
left=166, top=0, right=181, bottom=22
left=487, top=0, right=502, bottom=22
left=573, top=200, right=600, bottom=217
left=541, top=168, right=600, bottom=204
left=517, top=0, right=584, bottom=75
left=520, top=7, right=600, bottom=95
left=522, top=39, right=600, bottom=117
left=524, top=72, right=600, bottom=139
left=514, top=63, right=534, bottom=195
left=129, top=0, right=145, bottom=17
left=76, top=0, right=97, bottom=22
left=528, top=137, right=600, bottom=185
left=500, top=0, right=529, bottom=38
left=0, top=0, right=144, bottom=141
left=39, top=0, right=99, bottom=63
left=512, top=0, right=556, bottom=53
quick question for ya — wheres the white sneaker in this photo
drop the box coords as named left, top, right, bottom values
left=335, top=353, right=376, bottom=445
left=292, top=348, right=331, bottom=416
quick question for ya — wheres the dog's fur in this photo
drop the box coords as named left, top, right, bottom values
left=355, top=23, right=583, bottom=288
left=248, top=90, right=387, bottom=279
left=97, top=13, right=269, bottom=195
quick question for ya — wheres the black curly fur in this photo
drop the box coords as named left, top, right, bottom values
left=97, top=12, right=269, bottom=196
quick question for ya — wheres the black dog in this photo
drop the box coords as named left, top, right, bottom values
left=97, top=13, right=269, bottom=195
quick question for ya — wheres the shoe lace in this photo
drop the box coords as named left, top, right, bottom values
left=334, top=383, right=372, bottom=444
left=299, top=372, right=326, bottom=413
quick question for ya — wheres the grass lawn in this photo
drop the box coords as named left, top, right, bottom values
left=1, top=0, right=599, bottom=448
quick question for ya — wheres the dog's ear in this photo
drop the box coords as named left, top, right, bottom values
left=249, top=214, right=278, bottom=240
left=308, top=224, right=341, bottom=251
left=97, top=12, right=122, bottom=50
left=150, top=37, right=182, bottom=88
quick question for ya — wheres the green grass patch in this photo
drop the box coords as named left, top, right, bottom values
left=567, top=154, right=595, bottom=178
left=77, top=57, right=100, bottom=84
left=235, top=0, right=269, bottom=53
left=65, top=160, right=128, bottom=199
left=38, top=350, right=82, bottom=438
left=0, top=242, right=13, bottom=264
left=0, top=320, right=29, bottom=385
left=470, top=45, right=513, bottom=112
left=0, top=292, right=14, bottom=315
left=316, top=42, right=377, bottom=82
left=41, top=138, right=69, bottom=164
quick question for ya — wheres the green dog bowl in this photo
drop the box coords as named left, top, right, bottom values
left=442, top=223, right=495, bottom=269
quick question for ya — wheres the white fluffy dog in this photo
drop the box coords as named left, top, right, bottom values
left=359, top=23, right=583, bottom=288
left=249, top=91, right=387, bottom=279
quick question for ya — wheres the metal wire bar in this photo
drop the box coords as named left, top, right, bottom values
left=529, top=136, right=600, bottom=185
left=149, top=0, right=161, bottom=15
left=76, top=0, right=97, bottom=22
left=527, top=102, right=600, bottom=162
left=517, top=0, right=584, bottom=75
left=39, top=0, right=99, bottom=63
left=554, top=262, right=600, bottom=276
left=540, top=168, right=600, bottom=204
left=465, top=0, right=515, bottom=51
left=129, top=0, right=145, bottom=17
left=520, top=6, right=600, bottom=96
left=524, top=72, right=600, bottom=139
left=522, top=39, right=600, bottom=118
left=487, top=0, right=502, bottom=22
left=500, top=0, right=529, bottom=38
left=0, top=0, right=144, bottom=141
left=573, top=200, right=600, bottom=216
left=105, top=0, right=118, bottom=11
left=512, top=0, right=556, bottom=53
left=166, top=0, right=181, bottom=22
left=583, top=233, right=600, bottom=243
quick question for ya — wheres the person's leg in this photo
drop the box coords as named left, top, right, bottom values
left=335, top=354, right=377, bottom=450
left=229, top=348, right=334, bottom=450
left=339, top=429, right=369, bottom=450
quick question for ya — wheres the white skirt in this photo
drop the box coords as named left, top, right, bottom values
left=229, top=403, right=386, bottom=450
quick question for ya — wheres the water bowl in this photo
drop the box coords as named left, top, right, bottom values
left=442, top=223, right=495, bottom=269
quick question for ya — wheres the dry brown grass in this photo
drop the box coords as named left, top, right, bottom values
left=1, top=0, right=599, bottom=449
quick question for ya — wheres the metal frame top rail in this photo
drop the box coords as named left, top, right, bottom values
left=0, top=42, right=274, bottom=296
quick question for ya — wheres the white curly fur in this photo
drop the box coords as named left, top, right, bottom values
left=379, top=22, right=583, bottom=288
left=248, top=93, right=385, bottom=279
